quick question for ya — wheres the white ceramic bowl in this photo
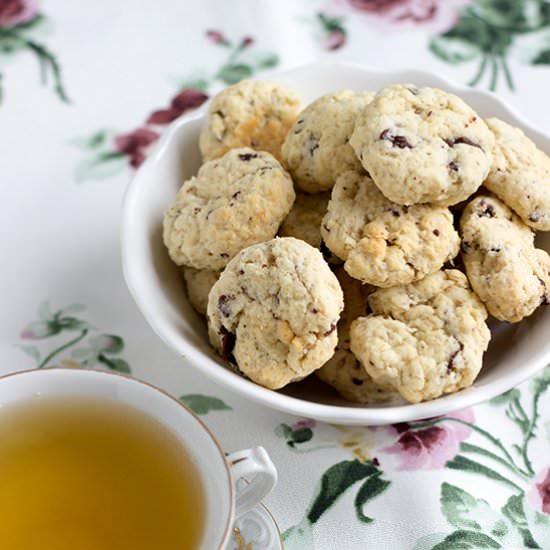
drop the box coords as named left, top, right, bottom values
left=121, top=63, right=550, bottom=425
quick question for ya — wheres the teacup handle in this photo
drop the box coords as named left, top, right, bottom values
left=227, top=446, right=277, bottom=519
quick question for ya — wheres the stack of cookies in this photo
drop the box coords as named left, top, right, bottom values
left=162, top=79, right=550, bottom=405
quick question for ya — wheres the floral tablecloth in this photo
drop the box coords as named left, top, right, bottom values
left=2, top=1, right=550, bottom=548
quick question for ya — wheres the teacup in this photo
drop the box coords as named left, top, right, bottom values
left=0, top=368, right=277, bottom=549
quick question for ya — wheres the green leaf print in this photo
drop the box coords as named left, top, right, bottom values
left=74, top=151, right=127, bottom=183
left=532, top=48, right=550, bottom=63
left=254, top=52, right=279, bottom=69
left=489, top=388, right=521, bottom=406
left=501, top=495, right=540, bottom=548
left=523, top=498, right=550, bottom=549
left=446, top=455, right=523, bottom=492
left=216, top=63, right=253, bottom=85
left=19, top=302, right=131, bottom=373
left=354, top=473, right=391, bottom=523
left=429, top=0, right=550, bottom=91
left=282, top=516, right=315, bottom=549
left=178, top=394, right=232, bottom=415
left=98, top=356, right=131, bottom=374
left=432, top=529, right=501, bottom=549
left=0, top=14, right=69, bottom=103
left=283, top=459, right=389, bottom=548
left=440, top=483, right=522, bottom=544
left=440, top=483, right=485, bottom=531
left=307, top=460, right=378, bottom=524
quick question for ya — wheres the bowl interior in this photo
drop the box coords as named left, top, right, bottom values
left=123, top=64, right=550, bottom=424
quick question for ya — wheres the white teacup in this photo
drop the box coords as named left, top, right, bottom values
left=0, top=368, right=277, bottom=549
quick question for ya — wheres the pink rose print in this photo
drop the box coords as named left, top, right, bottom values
left=206, top=29, right=229, bottom=45
left=528, top=466, right=550, bottom=515
left=114, top=127, right=159, bottom=169
left=331, top=0, right=470, bottom=34
left=324, top=29, right=347, bottom=50
left=147, top=88, right=209, bottom=125
left=381, top=408, right=474, bottom=470
left=0, top=0, right=38, bottom=27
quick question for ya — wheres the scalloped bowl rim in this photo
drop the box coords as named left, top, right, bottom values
left=121, top=62, right=550, bottom=425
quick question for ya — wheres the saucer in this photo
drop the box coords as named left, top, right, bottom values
left=228, top=479, right=282, bottom=549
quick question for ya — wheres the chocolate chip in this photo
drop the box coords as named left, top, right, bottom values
left=372, top=457, right=380, bottom=467
left=217, top=294, right=234, bottom=317
left=443, top=137, right=482, bottom=150
left=323, top=323, right=337, bottom=337
left=478, top=199, right=496, bottom=218
left=489, top=247, right=501, bottom=253
left=433, top=229, right=440, bottom=236
left=238, top=269, right=244, bottom=275
left=220, top=253, right=229, bottom=258
left=308, top=135, right=320, bottom=156
left=193, top=207, right=201, bottom=214
left=312, top=308, right=318, bottom=314
left=448, top=161, right=459, bottom=172
left=232, top=191, right=242, bottom=200
left=380, top=129, right=413, bottom=149
left=427, top=110, right=433, bottom=117
left=447, top=343, right=464, bottom=373
left=294, top=126, right=303, bottom=135
left=391, top=209, right=400, bottom=217
left=238, top=152, right=258, bottom=161
left=219, top=326, right=236, bottom=364
left=352, top=377, right=364, bottom=386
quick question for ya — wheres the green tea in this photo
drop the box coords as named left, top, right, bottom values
left=0, top=396, right=205, bottom=550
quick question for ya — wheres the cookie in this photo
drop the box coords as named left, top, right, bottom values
left=317, top=268, right=398, bottom=404
left=199, top=80, right=301, bottom=162
left=484, top=117, right=550, bottom=231
left=350, top=85, right=494, bottom=206
left=182, top=267, right=220, bottom=316
left=460, top=195, right=550, bottom=322
left=279, top=191, right=330, bottom=249
left=321, top=171, right=460, bottom=287
left=350, top=270, right=490, bottom=403
left=281, top=90, right=374, bottom=192
left=207, top=237, right=344, bottom=390
left=163, top=148, right=295, bottom=270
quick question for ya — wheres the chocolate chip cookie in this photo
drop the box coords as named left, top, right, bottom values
left=350, top=269, right=490, bottom=403
left=350, top=85, right=494, bottom=206
left=281, top=90, right=374, bottom=192
left=182, top=267, right=220, bottom=316
left=321, top=171, right=459, bottom=287
left=199, top=79, right=301, bottom=162
left=163, top=148, right=295, bottom=270
left=207, top=237, right=344, bottom=389
left=460, top=195, right=550, bottom=322
left=484, top=117, right=550, bottom=231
